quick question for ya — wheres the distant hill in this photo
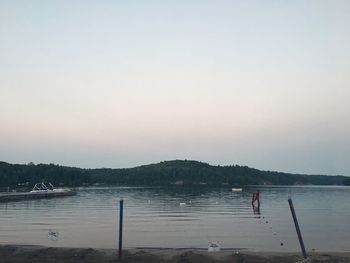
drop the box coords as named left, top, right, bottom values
left=0, top=160, right=349, bottom=188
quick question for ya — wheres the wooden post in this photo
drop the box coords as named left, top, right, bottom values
left=118, top=199, right=124, bottom=260
left=288, top=197, right=307, bottom=258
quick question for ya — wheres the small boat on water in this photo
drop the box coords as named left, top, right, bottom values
left=0, top=182, right=76, bottom=202
left=232, top=188, right=243, bottom=192
left=31, top=182, right=61, bottom=193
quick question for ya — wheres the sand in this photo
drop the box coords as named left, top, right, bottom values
left=0, top=245, right=349, bottom=263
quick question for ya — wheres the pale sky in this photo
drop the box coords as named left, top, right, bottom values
left=1, top=0, right=349, bottom=175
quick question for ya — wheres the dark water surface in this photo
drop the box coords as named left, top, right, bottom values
left=0, top=186, right=349, bottom=251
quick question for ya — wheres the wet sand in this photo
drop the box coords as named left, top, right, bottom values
left=0, top=245, right=349, bottom=263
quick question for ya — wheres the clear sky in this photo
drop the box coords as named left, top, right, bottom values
left=1, top=0, right=349, bottom=175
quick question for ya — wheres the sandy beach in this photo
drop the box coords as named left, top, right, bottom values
left=0, top=245, right=349, bottom=263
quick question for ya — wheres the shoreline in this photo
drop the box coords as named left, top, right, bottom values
left=1, top=245, right=349, bottom=263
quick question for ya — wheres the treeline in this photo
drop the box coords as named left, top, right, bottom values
left=0, top=162, right=91, bottom=187
left=0, top=160, right=349, bottom=188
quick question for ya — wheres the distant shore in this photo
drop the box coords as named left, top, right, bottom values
left=1, top=245, right=350, bottom=263
left=2, top=160, right=349, bottom=189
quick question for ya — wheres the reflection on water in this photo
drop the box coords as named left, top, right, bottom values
left=0, top=186, right=349, bottom=251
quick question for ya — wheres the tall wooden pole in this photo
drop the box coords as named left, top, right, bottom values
left=288, top=197, right=307, bottom=258
left=118, top=199, right=124, bottom=259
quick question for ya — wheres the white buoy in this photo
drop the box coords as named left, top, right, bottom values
left=232, top=188, right=242, bottom=192
left=179, top=202, right=186, bottom=206
left=48, top=229, right=59, bottom=241
left=208, top=241, right=221, bottom=252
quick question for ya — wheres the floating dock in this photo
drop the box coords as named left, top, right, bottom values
left=0, top=190, right=76, bottom=202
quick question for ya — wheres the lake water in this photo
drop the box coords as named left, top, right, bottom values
left=0, top=186, right=349, bottom=252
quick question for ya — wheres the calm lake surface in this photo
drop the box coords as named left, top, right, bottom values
left=0, top=186, right=349, bottom=251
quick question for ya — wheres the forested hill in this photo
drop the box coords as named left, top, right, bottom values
left=0, top=160, right=349, bottom=188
